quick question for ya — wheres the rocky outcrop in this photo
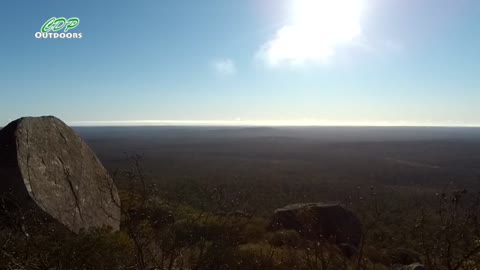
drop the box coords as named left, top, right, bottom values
left=270, top=203, right=362, bottom=247
left=0, top=116, right=120, bottom=233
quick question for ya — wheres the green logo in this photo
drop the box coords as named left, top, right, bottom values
left=41, top=17, right=80, bottom=33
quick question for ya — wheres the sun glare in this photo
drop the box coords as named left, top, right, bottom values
left=260, top=0, right=365, bottom=66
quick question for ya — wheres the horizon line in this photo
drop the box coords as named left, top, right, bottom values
left=65, top=120, right=480, bottom=128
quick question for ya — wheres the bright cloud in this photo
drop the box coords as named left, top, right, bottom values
left=258, top=0, right=365, bottom=67
left=212, top=58, right=237, bottom=75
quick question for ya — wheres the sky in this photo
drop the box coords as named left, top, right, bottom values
left=1, top=0, right=480, bottom=127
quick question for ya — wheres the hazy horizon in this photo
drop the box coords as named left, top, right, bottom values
left=3, top=118, right=480, bottom=128
left=69, top=120, right=480, bottom=128
left=2, top=0, right=480, bottom=127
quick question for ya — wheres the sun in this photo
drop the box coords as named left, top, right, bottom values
left=260, top=0, right=365, bottom=66
left=291, top=0, right=364, bottom=40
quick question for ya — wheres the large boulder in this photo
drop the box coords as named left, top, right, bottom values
left=0, top=116, right=120, bottom=233
left=270, top=203, right=362, bottom=247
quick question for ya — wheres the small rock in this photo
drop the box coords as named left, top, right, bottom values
left=270, top=202, right=362, bottom=247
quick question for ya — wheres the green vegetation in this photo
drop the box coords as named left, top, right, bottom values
left=2, top=156, right=480, bottom=270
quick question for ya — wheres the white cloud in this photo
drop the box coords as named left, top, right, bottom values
left=212, top=58, right=237, bottom=75
left=257, top=0, right=365, bottom=67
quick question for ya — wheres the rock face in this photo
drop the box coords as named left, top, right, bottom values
left=270, top=203, right=362, bottom=247
left=0, top=116, right=120, bottom=233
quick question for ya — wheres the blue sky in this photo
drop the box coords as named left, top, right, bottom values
left=1, top=0, right=480, bottom=126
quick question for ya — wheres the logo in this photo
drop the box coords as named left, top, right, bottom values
left=35, top=17, right=83, bottom=39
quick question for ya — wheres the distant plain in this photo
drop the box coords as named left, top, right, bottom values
left=74, top=126, right=480, bottom=212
